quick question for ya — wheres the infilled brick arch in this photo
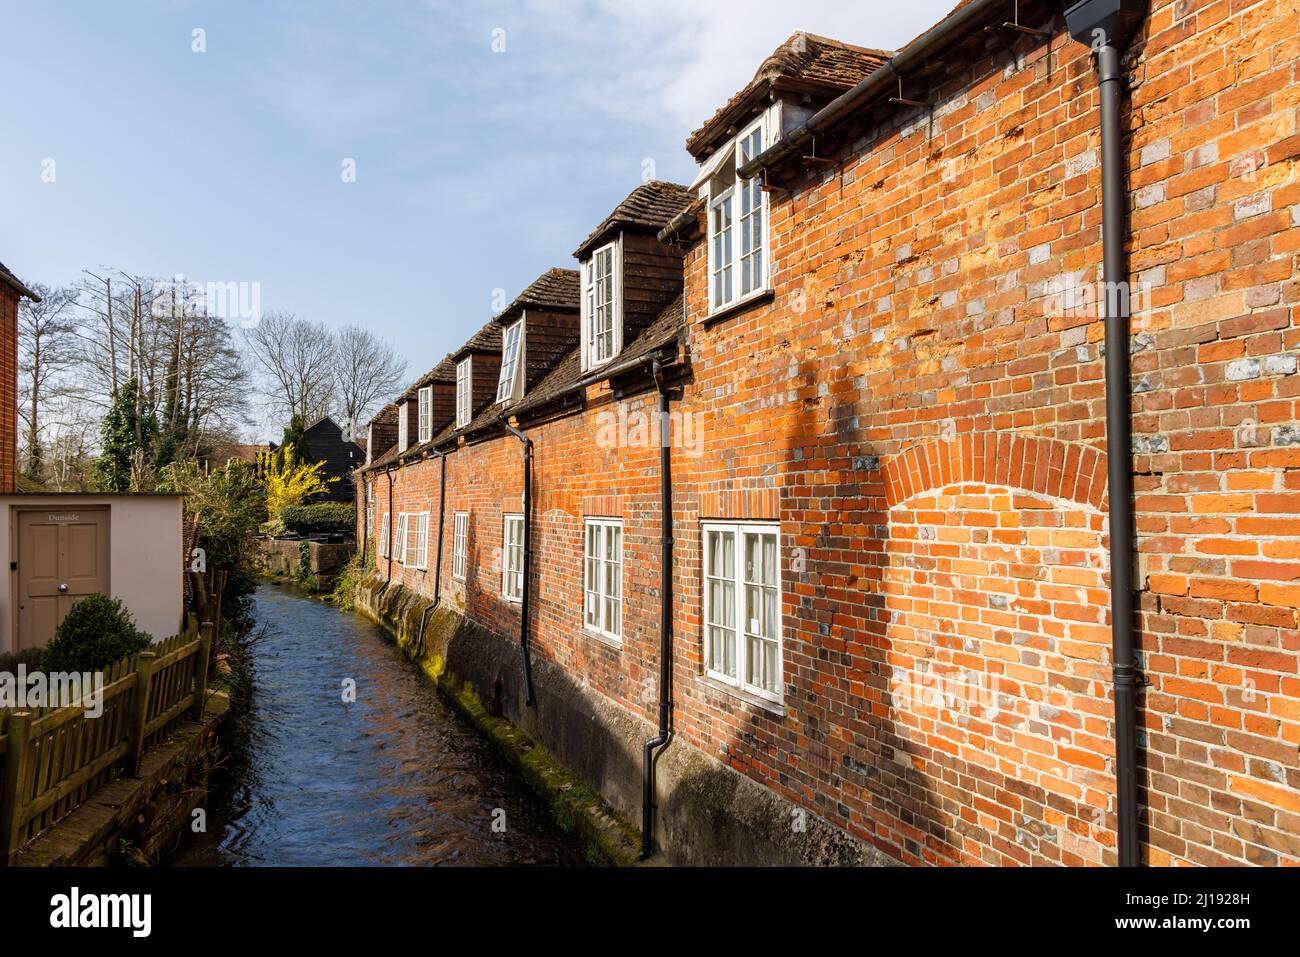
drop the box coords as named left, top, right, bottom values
left=883, top=434, right=1109, bottom=512
left=875, top=434, right=1116, bottom=866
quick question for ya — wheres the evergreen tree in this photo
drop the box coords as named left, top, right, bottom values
left=275, top=415, right=308, bottom=471
left=94, top=378, right=156, bottom=491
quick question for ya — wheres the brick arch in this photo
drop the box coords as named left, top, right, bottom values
left=882, top=434, right=1108, bottom=510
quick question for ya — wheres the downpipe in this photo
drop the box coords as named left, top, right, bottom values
left=413, top=449, right=447, bottom=660
left=641, top=357, right=675, bottom=860
left=384, top=466, right=395, bottom=585
left=1066, top=0, right=1148, bottom=868
left=501, top=418, right=536, bottom=708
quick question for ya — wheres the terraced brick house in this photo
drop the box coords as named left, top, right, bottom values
left=356, top=0, right=1300, bottom=867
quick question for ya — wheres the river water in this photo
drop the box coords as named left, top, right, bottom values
left=171, top=584, right=583, bottom=866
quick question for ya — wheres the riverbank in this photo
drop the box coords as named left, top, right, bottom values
left=353, top=577, right=640, bottom=866
left=13, top=694, right=231, bottom=867
left=354, top=572, right=889, bottom=866
left=171, top=584, right=585, bottom=866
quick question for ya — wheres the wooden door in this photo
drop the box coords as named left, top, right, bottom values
left=15, top=507, right=110, bottom=651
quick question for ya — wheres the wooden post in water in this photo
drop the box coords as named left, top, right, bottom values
left=192, top=622, right=214, bottom=720
left=0, top=711, right=32, bottom=865
left=128, top=652, right=157, bottom=776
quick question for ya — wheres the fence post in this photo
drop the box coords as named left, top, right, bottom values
left=128, top=652, right=157, bottom=776
left=0, top=710, right=32, bottom=866
left=191, top=622, right=213, bottom=720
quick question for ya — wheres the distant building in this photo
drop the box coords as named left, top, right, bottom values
left=298, top=416, right=365, bottom=503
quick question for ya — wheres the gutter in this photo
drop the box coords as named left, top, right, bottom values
left=737, top=0, right=1023, bottom=181
left=499, top=416, right=536, bottom=708
left=514, top=342, right=681, bottom=423
left=1065, top=0, right=1148, bottom=868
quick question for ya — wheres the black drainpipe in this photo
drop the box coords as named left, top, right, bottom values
left=432, top=448, right=447, bottom=606
left=414, top=449, right=448, bottom=659
left=641, top=356, right=676, bottom=859
left=500, top=418, right=536, bottom=707
left=358, top=475, right=368, bottom=566
left=384, top=465, right=396, bottom=584
left=1065, top=0, right=1148, bottom=868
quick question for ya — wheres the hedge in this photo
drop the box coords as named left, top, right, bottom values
left=279, top=501, right=356, bottom=535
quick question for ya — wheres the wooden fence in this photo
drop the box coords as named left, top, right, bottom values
left=0, top=618, right=213, bottom=864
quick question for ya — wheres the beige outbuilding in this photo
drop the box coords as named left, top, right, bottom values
left=0, top=494, right=184, bottom=654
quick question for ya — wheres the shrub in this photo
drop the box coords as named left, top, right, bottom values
left=0, top=647, right=45, bottom=674
left=158, top=459, right=267, bottom=637
left=41, top=594, right=152, bottom=673
left=264, top=457, right=336, bottom=517
left=280, top=502, right=355, bottom=536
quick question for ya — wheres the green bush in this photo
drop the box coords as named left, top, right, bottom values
left=0, top=647, right=45, bottom=674
left=41, top=595, right=152, bottom=673
left=279, top=502, right=355, bottom=535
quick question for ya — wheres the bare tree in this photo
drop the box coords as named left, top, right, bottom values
left=17, top=283, right=80, bottom=481
left=243, top=311, right=337, bottom=426
left=41, top=395, right=99, bottom=491
left=332, top=324, right=408, bottom=439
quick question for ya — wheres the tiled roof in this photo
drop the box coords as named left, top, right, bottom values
left=455, top=315, right=505, bottom=358
left=398, top=354, right=457, bottom=404
left=0, top=260, right=39, bottom=300
left=498, top=268, right=580, bottom=321
left=573, top=182, right=696, bottom=259
left=686, top=32, right=891, bottom=158
left=369, top=403, right=399, bottom=428
left=496, top=291, right=685, bottom=424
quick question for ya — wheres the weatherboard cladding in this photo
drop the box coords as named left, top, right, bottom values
left=302, top=416, right=365, bottom=502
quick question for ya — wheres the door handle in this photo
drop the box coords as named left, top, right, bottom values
left=58, top=583, right=69, bottom=593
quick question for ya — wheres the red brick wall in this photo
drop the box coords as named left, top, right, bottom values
left=364, top=0, right=1300, bottom=866
left=0, top=285, right=18, bottom=493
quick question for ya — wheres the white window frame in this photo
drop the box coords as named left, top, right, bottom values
left=502, top=513, right=524, bottom=602
left=397, top=401, right=409, bottom=450
left=410, top=511, right=429, bottom=570
left=378, top=512, right=390, bottom=559
left=497, top=318, right=525, bottom=403
left=583, top=517, right=623, bottom=643
left=394, top=513, right=409, bottom=565
left=366, top=423, right=374, bottom=465
left=456, top=357, right=472, bottom=428
left=701, top=521, right=783, bottom=703
left=417, top=387, right=432, bottom=443
left=706, top=115, right=770, bottom=315
left=452, top=512, right=468, bottom=580
left=579, top=237, right=622, bottom=372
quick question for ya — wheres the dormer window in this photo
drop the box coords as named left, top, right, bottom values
left=397, top=401, right=409, bottom=450
left=456, top=357, right=472, bottom=428
left=707, top=115, right=770, bottom=314
left=417, top=386, right=432, bottom=443
left=497, top=319, right=524, bottom=403
left=580, top=238, right=622, bottom=371
left=366, top=422, right=374, bottom=465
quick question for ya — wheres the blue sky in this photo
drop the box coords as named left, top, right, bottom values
left=1, top=0, right=955, bottom=440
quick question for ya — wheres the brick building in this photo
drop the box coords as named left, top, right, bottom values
left=358, top=0, right=1300, bottom=866
left=0, top=262, right=41, bottom=493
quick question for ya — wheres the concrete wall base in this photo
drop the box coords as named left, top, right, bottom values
left=356, top=572, right=897, bottom=867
